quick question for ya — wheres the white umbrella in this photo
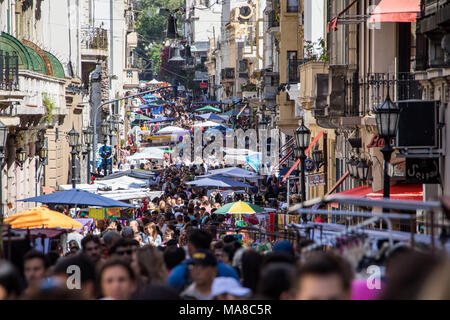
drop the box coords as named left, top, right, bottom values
left=149, top=79, right=161, bottom=84
left=193, top=120, right=221, bottom=127
left=157, top=126, right=190, bottom=134
left=127, top=147, right=165, bottom=160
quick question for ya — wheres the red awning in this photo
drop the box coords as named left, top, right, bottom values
left=330, top=185, right=372, bottom=208
left=368, top=0, right=420, bottom=23
left=367, top=184, right=423, bottom=201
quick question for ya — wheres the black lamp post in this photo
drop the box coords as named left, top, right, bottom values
left=356, top=159, right=369, bottom=182
left=101, top=120, right=109, bottom=177
left=68, top=126, right=80, bottom=189
left=0, top=121, right=8, bottom=257
left=83, top=128, right=93, bottom=183
left=39, top=144, right=48, bottom=164
left=294, top=120, right=310, bottom=219
left=374, top=90, right=400, bottom=199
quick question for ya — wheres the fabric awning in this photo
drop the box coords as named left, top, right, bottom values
left=368, top=0, right=420, bottom=23
left=331, top=184, right=372, bottom=208
left=367, top=184, right=423, bottom=201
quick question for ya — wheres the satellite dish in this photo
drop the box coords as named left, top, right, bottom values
left=239, top=5, right=253, bottom=20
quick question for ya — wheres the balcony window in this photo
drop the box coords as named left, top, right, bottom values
left=287, top=0, right=298, bottom=13
left=0, top=51, right=19, bottom=91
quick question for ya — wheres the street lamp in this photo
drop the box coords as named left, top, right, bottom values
left=101, top=119, right=109, bottom=177
left=347, top=156, right=358, bottom=178
left=83, top=128, right=93, bottom=183
left=312, top=146, right=324, bottom=171
left=356, top=158, right=369, bottom=182
left=16, top=149, right=27, bottom=168
left=374, top=90, right=400, bottom=199
left=39, top=145, right=48, bottom=163
left=0, top=121, right=8, bottom=257
left=68, top=126, right=79, bottom=189
left=294, top=119, right=310, bottom=221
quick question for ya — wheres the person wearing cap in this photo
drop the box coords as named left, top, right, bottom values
left=211, top=277, right=251, bottom=300
left=181, top=250, right=217, bottom=300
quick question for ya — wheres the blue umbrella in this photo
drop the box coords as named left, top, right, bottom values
left=197, top=113, right=226, bottom=122
left=147, top=117, right=175, bottom=123
left=19, top=189, right=135, bottom=208
left=185, top=175, right=251, bottom=188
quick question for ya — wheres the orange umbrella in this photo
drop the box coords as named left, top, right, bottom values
left=4, top=206, right=82, bottom=229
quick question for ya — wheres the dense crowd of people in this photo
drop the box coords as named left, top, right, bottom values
left=1, top=188, right=449, bottom=300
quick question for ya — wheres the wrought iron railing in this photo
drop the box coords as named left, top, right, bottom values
left=287, top=59, right=307, bottom=83
left=221, top=68, right=235, bottom=80
left=81, top=27, right=108, bottom=50
left=268, top=10, right=280, bottom=28
left=344, top=72, right=423, bottom=117
left=0, top=51, right=19, bottom=91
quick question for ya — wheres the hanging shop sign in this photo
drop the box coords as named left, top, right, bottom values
left=307, top=173, right=325, bottom=186
left=405, top=158, right=440, bottom=184
left=305, top=158, right=316, bottom=173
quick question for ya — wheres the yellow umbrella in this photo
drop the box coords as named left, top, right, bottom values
left=4, top=206, right=82, bottom=229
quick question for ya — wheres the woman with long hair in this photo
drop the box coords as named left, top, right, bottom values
left=131, top=245, right=168, bottom=287
left=144, top=223, right=162, bottom=247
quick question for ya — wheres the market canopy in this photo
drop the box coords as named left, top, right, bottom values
left=196, top=113, right=227, bottom=122
left=156, top=126, right=190, bottom=135
left=185, top=175, right=251, bottom=188
left=195, top=105, right=222, bottom=112
left=4, top=206, right=83, bottom=229
left=98, top=169, right=155, bottom=181
left=127, top=147, right=166, bottom=160
left=193, top=120, right=222, bottom=128
left=200, top=167, right=260, bottom=179
left=368, top=0, right=420, bottom=23
left=215, top=201, right=265, bottom=214
left=195, top=100, right=224, bottom=105
left=147, top=117, right=175, bottom=123
left=149, top=79, right=162, bottom=84
left=132, top=113, right=152, bottom=121
left=19, top=189, right=135, bottom=207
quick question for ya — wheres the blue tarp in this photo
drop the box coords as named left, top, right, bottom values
left=185, top=175, right=251, bottom=188
left=147, top=117, right=175, bottom=123
left=19, top=189, right=135, bottom=208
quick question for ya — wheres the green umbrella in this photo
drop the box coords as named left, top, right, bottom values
left=215, top=201, right=265, bottom=214
left=132, top=113, right=152, bottom=121
left=196, top=105, right=221, bottom=112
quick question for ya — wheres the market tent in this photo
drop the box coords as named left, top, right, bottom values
left=200, top=167, right=260, bottom=179
left=195, top=105, right=221, bottom=112
left=96, top=176, right=149, bottom=190
left=367, top=184, right=423, bottom=201
left=127, top=147, right=165, bottom=160
left=196, top=113, right=226, bottom=122
left=97, top=169, right=155, bottom=181
left=149, top=79, right=161, bottom=84
left=19, top=189, right=135, bottom=208
left=215, top=201, right=265, bottom=214
left=195, top=100, right=224, bottom=105
left=156, top=126, right=190, bottom=135
left=5, top=206, right=83, bottom=229
left=193, top=120, right=221, bottom=127
left=185, top=175, right=251, bottom=188
left=147, top=117, right=175, bottom=123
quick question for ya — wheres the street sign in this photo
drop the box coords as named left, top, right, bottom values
left=200, top=82, right=208, bottom=89
left=307, top=173, right=325, bottom=186
left=405, top=158, right=440, bottom=184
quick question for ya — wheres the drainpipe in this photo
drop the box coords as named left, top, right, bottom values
left=7, top=0, right=10, bottom=34
left=109, top=0, right=114, bottom=92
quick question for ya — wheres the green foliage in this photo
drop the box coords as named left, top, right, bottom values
left=304, top=38, right=328, bottom=62
left=241, top=83, right=257, bottom=91
left=42, top=93, right=55, bottom=125
left=135, top=0, right=183, bottom=77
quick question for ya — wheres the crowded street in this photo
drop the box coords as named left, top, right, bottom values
left=0, top=0, right=449, bottom=303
